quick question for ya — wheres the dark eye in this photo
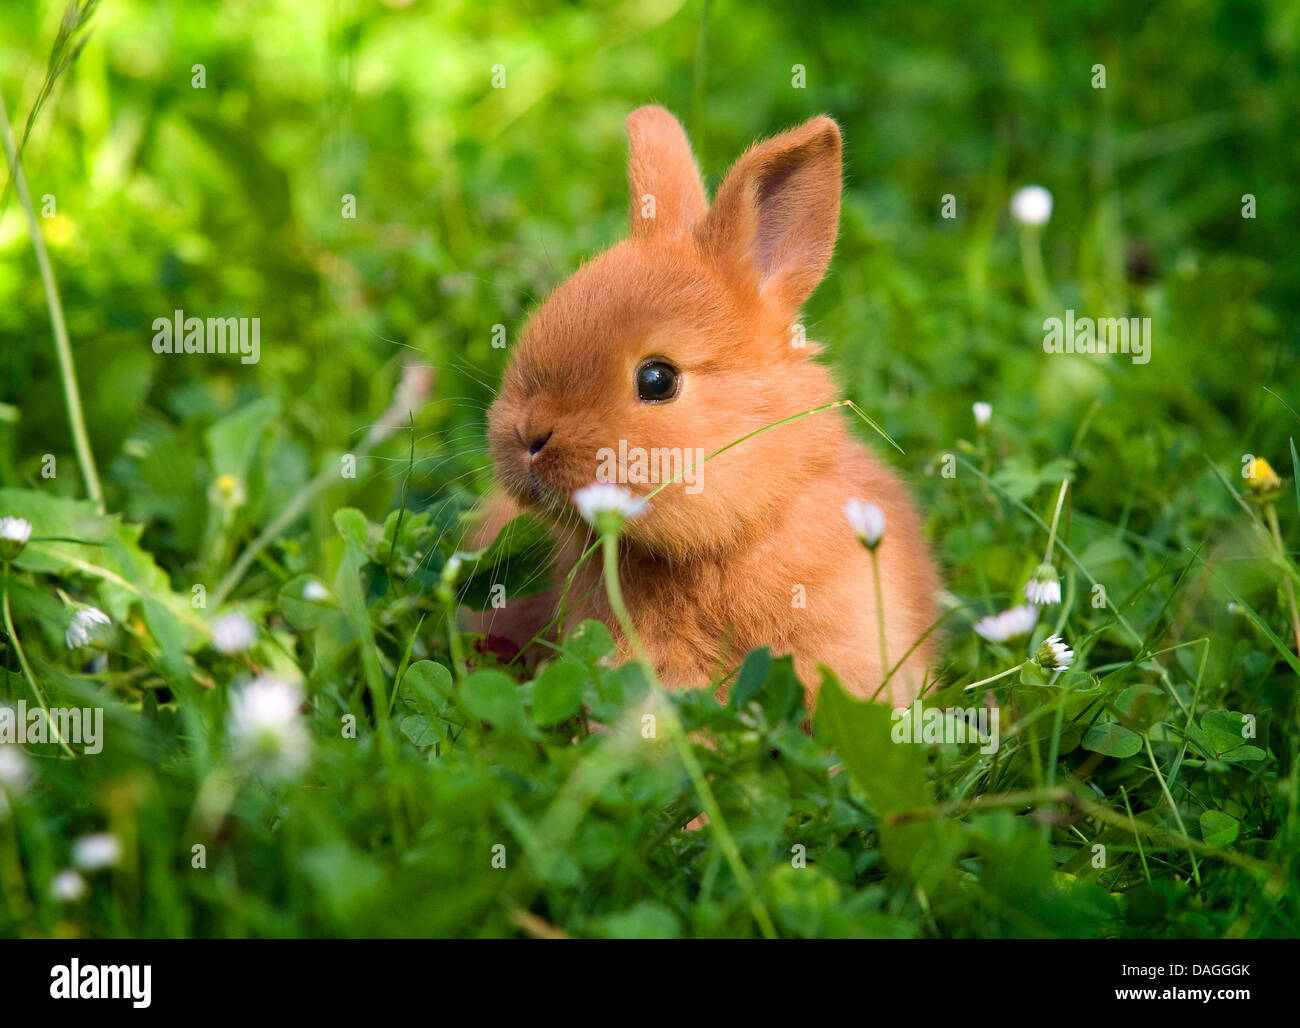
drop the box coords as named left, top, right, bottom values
left=635, top=360, right=679, bottom=403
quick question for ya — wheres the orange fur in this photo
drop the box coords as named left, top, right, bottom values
left=470, top=106, right=941, bottom=706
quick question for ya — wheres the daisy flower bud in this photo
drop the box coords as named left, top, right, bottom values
left=65, top=607, right=112, bottom=650
left=0, top=516, right=33, bottom=562
left=72, top=832, right=123, bottom=871
left=0, top=746, right=31, bottom=825
left=973, top=604, right=1040, bottom=643
left=50, top=869, right=86, bottom=903
left=209, top=473, right=247, bottom=509
left=844, top=499, right=886, bottom=550
left=972, top=402, right=993, bottom=428
left=573, top=483, right=647, bottom=532
left=0, top=742, right=32, bottom=791
left=227, top=675, right=310, bottom=781
left=1010, top=185, right=1053, bottom=226
left=1034, top=633, right=1074, bottom=671
left=301, top=580, right=331, bottom=602
left=1024, top=563, right=1062, bottom=606
left=210, top=611, right=258, bottom=654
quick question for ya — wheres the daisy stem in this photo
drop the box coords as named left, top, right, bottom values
left=1, top=564, right=74, bottom=757
left=962, top=661, right=1027, bottom=692
left=598, top=529, right=777, bottom=939
left=1263, top=503, right=1300, bottom=657
left=1018, top=223, right=1057, bottom=312
left=870, top=549, right=889, bottom=688
left=437, top=571, right=468, bottom=685
left=0, top=82, right=102, bottom=511
left=1043, top=478, right=1070, bottom=564
left=1144, top=734, right=1201, bottom=889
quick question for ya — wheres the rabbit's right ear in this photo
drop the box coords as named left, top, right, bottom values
left=626, top=106, right=709, bottom=239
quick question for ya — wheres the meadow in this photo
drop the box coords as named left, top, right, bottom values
left=0, top=0, right=1297, bottom=938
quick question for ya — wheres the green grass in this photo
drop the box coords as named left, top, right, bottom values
left=0, top=0, right=1297, bottom=938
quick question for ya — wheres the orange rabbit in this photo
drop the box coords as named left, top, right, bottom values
left=470, top=106, right=940, bottom=706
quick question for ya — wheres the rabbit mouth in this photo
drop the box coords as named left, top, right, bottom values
left=511, top=465, right=570, bottom=517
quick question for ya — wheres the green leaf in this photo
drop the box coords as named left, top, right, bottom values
left=531, top=659, right=585, bottom=727
left=1199, top=810, right=1240, bottom=847
left=1019, top=662, right=1048, bottom=687
left=277, top=574, right=338, bottom=631
left=1202, top=710, right=1253, bottom=753
left=593, top=901, right=681, bottom=939
left=205, top=396, right=279, bottom=480
left=333, top=510, right=386, bottom=718
left=0, top=487, right=200, bottom=675
left=457, top=513, right=555, bottom=609
left=401, top=660, right=454, bottom=716
left=730, top=646, right=773, bottom=709
left=462, top=670, right=526, bottom=733
left=1115, top=684, right=1169, bottom=731
left=815, top=670, right=955, bottom=889
left=1181, top=718, right=1218, bottom=759
left=1081, top=721, right=1143, bottom=759
left=400, top=713, right=444, bottom=748
left=564, top=620, right=616, bottom=665
left=1219, top=745, right=1266, bottom=763
left=333, top=507, right=371, bottom=551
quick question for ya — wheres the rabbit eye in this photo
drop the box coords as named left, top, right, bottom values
left=635, top=360, right=679, bottom=403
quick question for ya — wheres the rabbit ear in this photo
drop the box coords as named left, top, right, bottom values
left=626, top=106, right=709, bottom=238
left=697, top=116, right=842, bottom=312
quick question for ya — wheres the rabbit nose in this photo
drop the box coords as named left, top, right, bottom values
left=527, top=431, right=552, bottom=457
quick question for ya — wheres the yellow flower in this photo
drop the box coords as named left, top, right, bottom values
left=1245, top=456, right=1282, bottom=498
left=210, top=473, right=247, bottom=508
left=43, top=214, right=76, bottom=247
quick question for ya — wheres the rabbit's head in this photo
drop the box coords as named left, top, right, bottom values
left=489, top=106, right=845, bottom=559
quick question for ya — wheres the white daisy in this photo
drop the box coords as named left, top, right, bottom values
left=0, top=736, right=32, bottom=820
left=973, top=604, right=1040, bottom=643
left=1024, top=563, right=1062, bottom=606
left=301, top=580, right=331, bottom=602
left=1010, top=185, right=1053, bottom=226
left=1035, top=633, right=1075, bottom=671
left=65, top=607, right=112, bottom=650
left=211, top=612, right=258, bottom=654
left=0, top=744, right=32, bottom=794
left=49, top=869, right=86, bottom=902
left=844, top=498, right=886, bottom=550
left=227, top=675, right=310, bottom=780
left=0, top=516, right=33, bottom=561
left=972, top=402, right=993, bottom=428
left=573, top=483, right=647, bottom=528
left=72, top=832, right=123, bottom=870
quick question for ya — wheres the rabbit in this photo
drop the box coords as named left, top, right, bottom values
left=467, top=106, right=941, bottom=707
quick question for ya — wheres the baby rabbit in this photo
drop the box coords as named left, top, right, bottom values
left=471, top=106, right=940, bottom=706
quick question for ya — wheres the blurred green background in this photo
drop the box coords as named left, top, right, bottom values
left=2, top=0, right=1296, bottom=544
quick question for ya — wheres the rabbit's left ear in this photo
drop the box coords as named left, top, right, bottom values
left=697, top=116, right=842, bottom=313
left=626, top=106, right=709, bottom=238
